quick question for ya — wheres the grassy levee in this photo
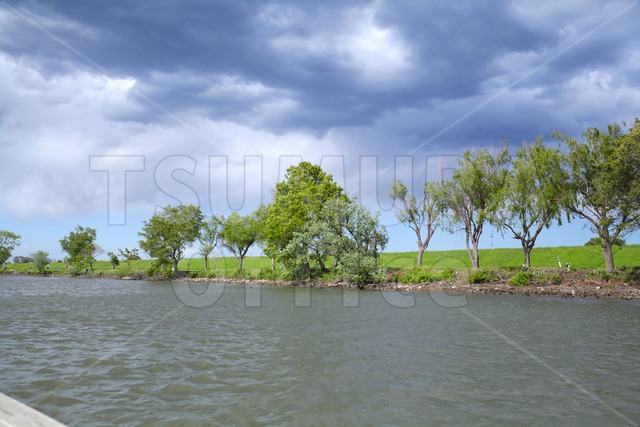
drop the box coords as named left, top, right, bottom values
left=380, top=244, right=639, bottom=270
left=3, top=245, right=639, bottom=278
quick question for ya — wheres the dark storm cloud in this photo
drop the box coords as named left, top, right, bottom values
left=2, top=0, right=639, bottom=146
left=0, top=0, right=544, bottom=131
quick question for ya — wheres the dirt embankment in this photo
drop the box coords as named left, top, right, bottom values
left=182, top=270, right=640, bottom=300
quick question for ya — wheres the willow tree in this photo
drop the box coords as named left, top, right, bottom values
left=389, top=180, right=442, bottom=267
left=198, top=216, right=221, bottom=271
left=494, top=138, right=569, bottom=268
left=554, top=120, right=640, bottom=272
left=441, top=147, right=509, bottom=269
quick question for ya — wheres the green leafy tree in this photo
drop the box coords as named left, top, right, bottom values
left=440, top=147, right=509, bottom=269
left=554, top=119, right=640, bottom=272
left=219, top=210, right=262, bottom=271
left=389, top=180, right=442, bottom=267
left=0, top=230, right=21, bottom=265
left=118, top=247, right=141, bottom=261
left=31, top=250, right=50, bottom=274
left=60, top=226, right=98, bottom=270
left=264, top=162, right=348, bottom=262
left=198, top=216, right=221, bottom=271
left=107, top=251, right=120, bottom=270
left=494, top=138, right=569, bottom=268
left=139, top=205, right=204, bottom=274
left=281, top=199, right=388, bottom=282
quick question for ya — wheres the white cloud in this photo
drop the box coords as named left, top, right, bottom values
left=0, top=52, right=344, bottom=220
left=266, top=4, right=414, bottom=88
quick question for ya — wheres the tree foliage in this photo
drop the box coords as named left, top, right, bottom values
left=0, top=230, right=21, bottom=265
left=218, top=210, right=262, bottom=271
left=494, top=138, right=569, bottom=268
left=440, top=147, right=509, bottom=269
left=389, top=180, right=443, bottom=267
left=118, top=247, right=141, bottom=261
left=138, top=205, right=204, bottom=273
left=31, top=250, right=50, bottom=274
left=281, top=199, right=388, bottom=283
left=60, top=226, right=98, bottom=270
left=554, top=119, right=640, bottom=272
left=107, top=251, right=120, bottom=270
left=263, top=162, right=348, bottom=261
left=198, top=216, right=221, bottom=271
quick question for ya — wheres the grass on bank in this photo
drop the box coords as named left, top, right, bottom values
left=3, top=245, right=639, bottom=284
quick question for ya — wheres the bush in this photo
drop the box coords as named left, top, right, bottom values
left=589, top=269, right=621, bottom=282
left=510, top=271, right=530, bottom=286
left=339, top=252, right=386, bottom=285
left=622, top=267, right=640, bottom=285
left=400, top=268, right=455, bottom=284
left=114, top=263, right=138, bottom=278
left=230, top=269, right=249, bottom=279
left=144, top=265, right=159, bottom=278
left=468, top=269, right=498, bottom=284
left=549, top=274, right=562, bottom=286
left=281, top=269, right=296, bottom=281
left=257, top=268, right=278, bottom=280
left=68, top=265, right=83, bottom=276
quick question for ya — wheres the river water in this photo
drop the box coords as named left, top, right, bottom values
left=0, top=276, right=638, bottom=426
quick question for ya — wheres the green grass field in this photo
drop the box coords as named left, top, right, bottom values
left=380, top=244, right=640, bottom=270
left=4, top=245, right=639, bottom=277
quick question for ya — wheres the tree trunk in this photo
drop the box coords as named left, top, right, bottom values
left=204, top=256, right=209, bottom=271
left=522, top=241, right=531, bottom=269
left=417, top=245, right=426, bottom=267
left=173, top=258, right=179, bottom=274
left=237, top=256, right=243, bottom=271
left=465, top=243, right=480, bottom=269
left=472, top=239, right=480, bottom=269
left=271, top=257, right=275, bottom=270
left=601, top=240, right=615, bottom=273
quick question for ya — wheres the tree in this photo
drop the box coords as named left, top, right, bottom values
left=493, top=138, right=569, bottom=268
left=0, top=230, right=21, bottom=265
left=107, top=251, right=120, bottom=270
left=554, top=119, right=640, bottom=272
left=139, top=205, right=204, bottom=274
left=263, top=162, right=348, bottom=262
left=389, top=180, right=442, bottom=267
left=60, top=226, right=98, bottom=270
left=219, top=210, right=262, bottom=271
left=281, top=199, right=388, bottom=282
left=198, top=216, right=221, bottom=270
left=31, top=250, right=50, bottom=274
left=440, top=147, right=509, bottom=269
left=118, top=248, right=141, bottom=261
left=83, top=244, right=104, bottom=273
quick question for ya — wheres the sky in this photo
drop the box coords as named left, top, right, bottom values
left=1, top=0, right=639, bottom=264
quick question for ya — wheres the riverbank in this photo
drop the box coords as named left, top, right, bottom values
left=176, top=272, right=640, bottom=300
left=4, top=267, right=640, bottom=300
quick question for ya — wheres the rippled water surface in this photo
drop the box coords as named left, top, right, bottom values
left=1, top=276, right=639, bottom=426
